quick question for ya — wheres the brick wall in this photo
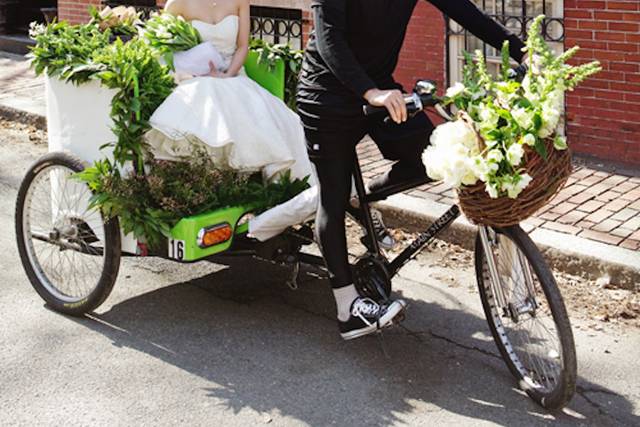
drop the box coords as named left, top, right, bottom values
left=58, top=0, right=102, bottom=24
left=564, top=0, right=640, bottom=165
left=393, top=2, right=446, bottom=94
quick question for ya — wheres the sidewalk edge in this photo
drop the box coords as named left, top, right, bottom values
left=0, top=103, right=46, bottom=130
left=376, top=193, right=639, bottom=291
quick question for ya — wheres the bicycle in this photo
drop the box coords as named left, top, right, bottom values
left=15, top=78, right=577, bottom=410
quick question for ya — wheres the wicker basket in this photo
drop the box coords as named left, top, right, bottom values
left=456, top=114, right=572, bottom=228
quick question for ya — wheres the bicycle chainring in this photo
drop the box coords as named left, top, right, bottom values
left=353, top=256, right=392, bottom=303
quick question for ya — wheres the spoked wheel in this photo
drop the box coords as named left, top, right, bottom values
left=15, top=152, right=121, bottom=316
left=475, top=225, right=576, bottom=410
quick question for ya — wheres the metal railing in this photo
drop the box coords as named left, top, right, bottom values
left=446, top=0, right=565, bottom=85
left=101, top=1, right=303, bottom=48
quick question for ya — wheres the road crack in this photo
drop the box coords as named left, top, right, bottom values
left=398, top=324, right=501, bottom=359
left=576, top=385, right=636, bottom=426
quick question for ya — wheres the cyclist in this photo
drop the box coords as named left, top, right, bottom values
left=296, top=0, right=527, bottom=340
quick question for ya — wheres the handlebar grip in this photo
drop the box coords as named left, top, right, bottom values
left=363, top=104, right=388, bottom=116
left=509, top=63, right=529, bottom=81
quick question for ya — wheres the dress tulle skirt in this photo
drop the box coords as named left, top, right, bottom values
left=145, top=75, right=313, bottom=183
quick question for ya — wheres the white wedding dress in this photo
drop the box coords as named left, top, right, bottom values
left=146, top=17, right=313, bottom=183
left=146, top=16, right=318, bottom=240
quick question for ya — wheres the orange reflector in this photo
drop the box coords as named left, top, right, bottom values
left=197, top=223, right=233, bottom=248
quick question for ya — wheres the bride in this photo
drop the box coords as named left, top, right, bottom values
left=145, top=0, right=314, bottom=183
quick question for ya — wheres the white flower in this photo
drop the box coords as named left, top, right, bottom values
left=506, top=143, right=525, bottom=166
left=423, top=119, right=482, bottom=189
left=485, top=182, right=499, bottom=198
left=554, top=135, right=568, bottom=150
left=446, top=82, right=466, bottom=98
left=538, top=105, right=561, bottom=138
left=512, top=107, right=535, bottom=130
left=501, top=174, right=533, bottom=199
left=522, top=133, right=536, bottom=146
left=478, top=103, right=499, bottom=130
left=487, top=149, right=504, bottom=164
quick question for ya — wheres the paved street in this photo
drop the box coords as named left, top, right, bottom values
left=0, top=123, right=639, bottom=426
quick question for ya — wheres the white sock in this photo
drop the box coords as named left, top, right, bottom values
left=333, top=284, right=360, bottom=322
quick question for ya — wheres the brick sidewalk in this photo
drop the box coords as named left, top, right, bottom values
left=357, top=141, right=640, bottom=250
left=2, top=52, right=639, bottom=251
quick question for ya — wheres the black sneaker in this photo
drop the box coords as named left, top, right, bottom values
left=339, top=297, right=407, bottom=340
left=367, top=161, right=429, bottom=194
left=369, top=208, right=396, bottom=250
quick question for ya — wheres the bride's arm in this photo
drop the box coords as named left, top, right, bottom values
left=224, top=0, right=250, bottom=77
left=164, top=0, right=184, bottom=15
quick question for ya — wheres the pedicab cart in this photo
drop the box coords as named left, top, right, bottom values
left=16, top=14, right=582, bottom=410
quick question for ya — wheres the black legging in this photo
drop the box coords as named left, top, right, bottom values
left=304, top=112, right=431, bottom=289
left=311, top=148, right=358, bottom=289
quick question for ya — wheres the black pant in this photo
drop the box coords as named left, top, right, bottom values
left=305, top=113, right=433, bottom=289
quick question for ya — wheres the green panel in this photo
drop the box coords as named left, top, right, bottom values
left=244, top=50, right=285, bottom=100
left=168, top=206, right=249, bottom=262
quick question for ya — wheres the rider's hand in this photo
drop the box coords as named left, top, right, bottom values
left=364, top=88, right=407, bottom=124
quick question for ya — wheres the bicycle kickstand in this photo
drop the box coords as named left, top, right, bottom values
left=285, top=257, right=300, bottom=291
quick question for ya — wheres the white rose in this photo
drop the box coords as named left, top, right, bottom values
left=446, top=82, right=466, bottom=98
left=506, top=143, right=525, bottom=166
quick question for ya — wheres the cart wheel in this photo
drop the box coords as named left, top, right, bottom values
left=15, top=152, right=121, bottom=316
left=475, top=225, right=576, bottom=410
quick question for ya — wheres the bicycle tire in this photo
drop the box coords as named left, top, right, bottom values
left=15, top=151, right=121, bottom=316
left=475, top=225, right=576, bottom=410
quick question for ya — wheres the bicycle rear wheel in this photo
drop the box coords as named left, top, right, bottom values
left=475, top=225, right=576, bottom=410
left=15, top=152, right=121, bottom=316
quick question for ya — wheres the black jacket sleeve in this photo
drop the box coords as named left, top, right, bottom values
left=428, top=0, right=526, bottom=62
left=311, top=0, right=377, bottom=98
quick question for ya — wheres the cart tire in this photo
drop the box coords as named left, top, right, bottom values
left=15, top=151, right=121, bottom=316
left=475, top=225, right=576, bottom=410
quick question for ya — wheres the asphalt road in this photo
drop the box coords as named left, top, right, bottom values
left=0, top=124, right=639, bottom=426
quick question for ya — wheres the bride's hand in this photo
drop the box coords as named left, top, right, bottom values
left=208, top=61, right=228, bottom=78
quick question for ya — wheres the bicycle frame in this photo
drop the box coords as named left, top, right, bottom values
left=351, top=151, right=462, bottom=278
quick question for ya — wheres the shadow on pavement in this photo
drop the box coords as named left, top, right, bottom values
left=66, top=257, right=636, bottom=426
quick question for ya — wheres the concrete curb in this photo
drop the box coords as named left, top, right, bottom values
left=2, top=104, right=638, bottom=290
left=0, top=103, right=46, bottom=130
left=377, top=193, right=639, bottom=291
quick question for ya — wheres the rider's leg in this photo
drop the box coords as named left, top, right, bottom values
left=306, top=130, right=406, bottom=339
left=312, top=151, right=356, bottom=291
left=367, top=113, right=434, bottom=193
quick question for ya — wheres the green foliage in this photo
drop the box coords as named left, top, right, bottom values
left=28, top=21, right=110, bottom=85
left=249, top=39, right=304, bottom=110
left=143, top=12, right=202, bottom=69
left=92, top=38, right=176, bottom=170
left=76, top=154, right=310, bottom=248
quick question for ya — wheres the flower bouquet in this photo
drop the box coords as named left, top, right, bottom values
left=423, top=15, right=601, bottom=227
left=89, top=5, right=141, bottom=38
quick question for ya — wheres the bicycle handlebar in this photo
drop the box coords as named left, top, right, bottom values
left=362, top=92, right=439, bottom=118
left=363, top=64, right=528, bottom=121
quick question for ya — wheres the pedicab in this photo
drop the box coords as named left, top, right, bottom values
left=15, top=22, right=578, bottom=411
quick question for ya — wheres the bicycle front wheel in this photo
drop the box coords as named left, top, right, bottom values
left=474, top=225, right=576, bottom=410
